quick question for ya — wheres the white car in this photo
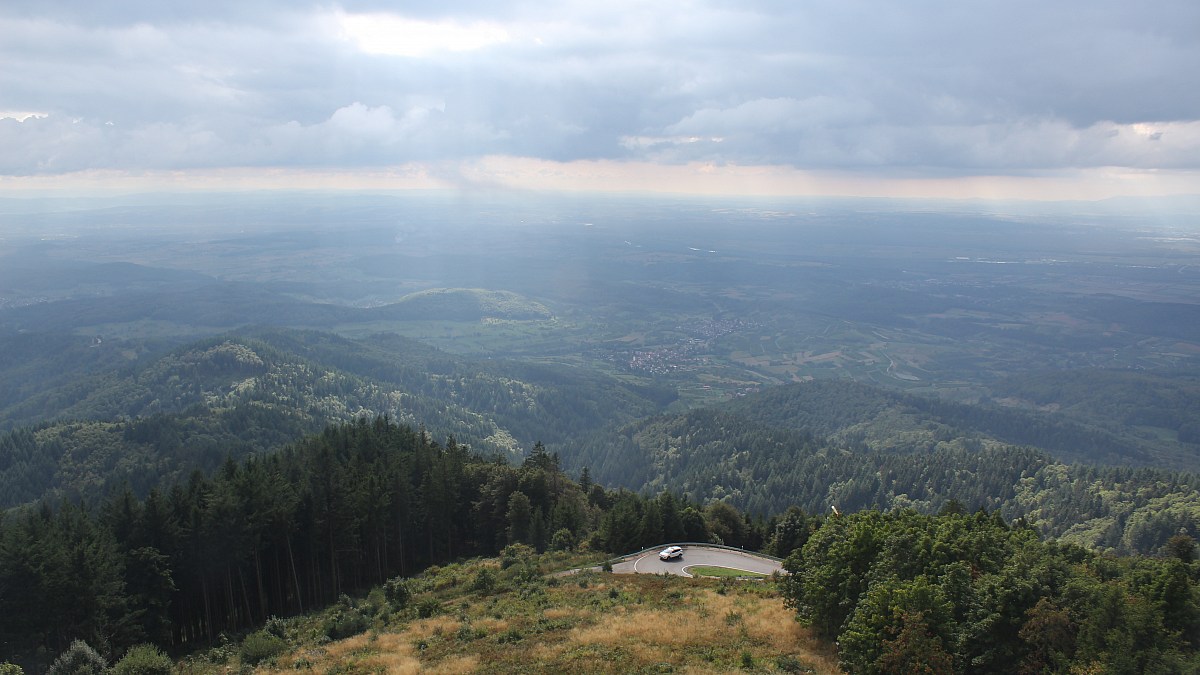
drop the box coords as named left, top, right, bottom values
left=658, top=545, right=684, bottom=561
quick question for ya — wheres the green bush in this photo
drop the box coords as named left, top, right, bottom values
left=322, top=609, right=370, bottom=640
left=471, top=567, right=497, bottom=594
left=416, top=597, right=441, bottom=619
left=496, top=628, right=524, bottom=644
left=0, top=663, right=25, bottom=675
left=500, top=543, right=535, bottom=569
left=239, top=630, right=287, bottom=666
left=383, top=577, right=411, bottom=610
left=549, top=528, right=576, bottom=552
left=47, top=640, right=107, bottom=675
left=512, top=561, right=543, bottom=586
left=357, top=588, right=387, bottom=618
left=775, top=655, right=812, bottom=673
left=264, top=615, right=288, bottom=639
left=456, top=623, right=485, bottom=642
left=111, top=644, right=173, bottom=675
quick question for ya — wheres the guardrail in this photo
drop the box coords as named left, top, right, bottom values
left=603, top=542, right=785, bottom=567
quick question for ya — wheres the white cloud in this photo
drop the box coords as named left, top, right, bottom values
left=0, top=111, right=47, bottom=121
left=338, top=12, right=511, bottom=57
left=0, top=0, right=1198, bottom=195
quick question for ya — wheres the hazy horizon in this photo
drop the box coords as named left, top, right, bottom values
left=3, top=0, right=1198, bottom=200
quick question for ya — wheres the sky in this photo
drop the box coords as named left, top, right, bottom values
left=1, top=0, right=1198, bottom=200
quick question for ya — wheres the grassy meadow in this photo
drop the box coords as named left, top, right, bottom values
left=181, top=552, right=839, bottom=675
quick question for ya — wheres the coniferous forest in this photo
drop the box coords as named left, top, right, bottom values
left=3, top=330, right=1200, bottom=672
left=0, top=417, right=759, bottom=665
left=1, top=196, right=1199, bottom=673
left=4, top=0, right=1200, bottom=666
left=1, top=418, right=564, bottom=654
left=4, top=416, right=1200, bottom=674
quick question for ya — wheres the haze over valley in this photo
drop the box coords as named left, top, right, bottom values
left=5, top=0, right=1200, bottom=671
left=2, top=192, right=1199, bottom=526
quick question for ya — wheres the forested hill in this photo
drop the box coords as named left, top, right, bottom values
left=0, top=415, right=780, bottom=666
left=572, top=381, right=1200, bottom=555
left=7, top=416, right=1200, bottom=675
left=719, top=378, right=1200, bottom=469
left=0, top=329, right=669, bottom=509
left=1, top=417, right=573, bottom=658
left=784, top=509, right=1200, bottom=673
left=987, top=368, right=1200, bottom=446
left=0, top=267, right=552, bottom=332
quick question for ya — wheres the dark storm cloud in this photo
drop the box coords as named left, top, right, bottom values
left=1, top=0, right=1197, bottom=175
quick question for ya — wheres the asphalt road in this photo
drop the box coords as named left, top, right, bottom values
left=610, top=545, right=784, bottom=578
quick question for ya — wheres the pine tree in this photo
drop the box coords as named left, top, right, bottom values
left=506, top=491, right=533, bottom=545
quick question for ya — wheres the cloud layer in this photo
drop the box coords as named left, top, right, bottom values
left=2, top=0, right=1198, bottom=181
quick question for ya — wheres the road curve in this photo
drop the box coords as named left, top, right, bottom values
left=610, top=545, right=784, bottom=578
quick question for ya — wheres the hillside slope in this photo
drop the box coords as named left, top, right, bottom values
left=720, top=378, right=1200, bottom=469
left=0, top=328, right=669, bottom=508
left=570, top=380, right=1200, bottom=554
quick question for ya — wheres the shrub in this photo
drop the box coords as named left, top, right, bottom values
left=456, top=623, right=484, bottom=642
left=383, top=577, right=411, bottom=610
left=496, top=628, right=524, bottom=644
left=322, top=609, right=370, bottom=640
left=264, top=615, right=288, bottom=639
left=47, top=640, right=107, bottom=675
left=0, top=663, right=25, bottom=675
left=416, top=598, right=441, bottom=619
left=500, top=543, right=535, bottom=569
left=775, top=655, right=812, bottom=673
left=471, top=567, right=497, bottom=594
left=240, top=630, right=287, bottom=666
left=364, top=588, right=388, bottom=616
left=512, top=561, right=543, bottom=586
left=549, top=528, right=576, bottom=552
left=320, top=593, right=372, bottom=640
left=111, top=644, right=173, bottom=675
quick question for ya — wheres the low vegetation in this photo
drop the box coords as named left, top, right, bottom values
left=178, top=552, right=839, bottom=675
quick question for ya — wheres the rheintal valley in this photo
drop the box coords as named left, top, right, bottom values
left=2, top=192, right=1199, bottom=673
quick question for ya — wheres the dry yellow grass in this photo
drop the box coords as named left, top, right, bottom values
left=561, top=588, right=840, bottom=674
left=250, top=569, right=840, bottom=675
left=475, top=616, right=509, bottom=633
left=526, top=643, right=565, bottom=664
left=743, top=598, right=812, bottom=651
left=288, top=632, right=423, bottom=675
left=542, top=607, right=580, bottom=621
left=405, top=615, right=459, bottom=641
left=570, top=608, right=710, bottom=647
left=435, top=654, right=480, bottom=674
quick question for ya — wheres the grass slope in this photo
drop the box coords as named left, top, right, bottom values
left=182, top=553, right=839, bottom=675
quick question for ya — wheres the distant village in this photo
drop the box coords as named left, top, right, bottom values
left=602, top=317, right=758, bottom=379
